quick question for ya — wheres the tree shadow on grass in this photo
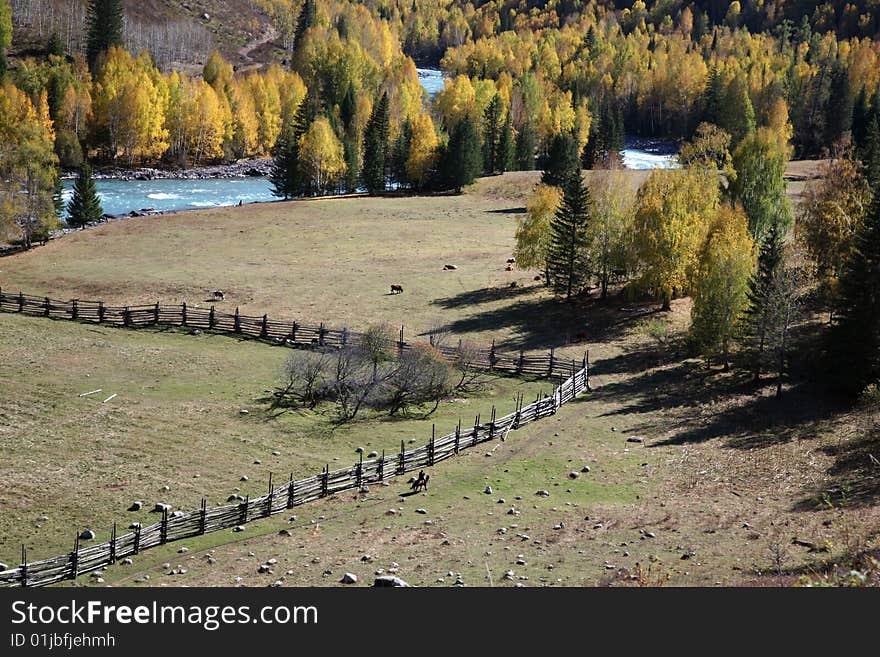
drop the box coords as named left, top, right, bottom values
left=431, top=288, right=662, bottom=351
left=793, top=422, right=880, bottom=511
left=483, top=207, right=527, bottom=214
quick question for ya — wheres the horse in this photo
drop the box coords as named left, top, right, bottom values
left=411, top=472, right=429, bottom=492
left=390, top=284, right=404, bottom=294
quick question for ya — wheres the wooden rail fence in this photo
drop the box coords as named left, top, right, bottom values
left=0, top=289, right=576, bottom=378
left=0, top=288, right=591, bottom=587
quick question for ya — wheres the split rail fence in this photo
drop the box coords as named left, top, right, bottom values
left=0, top=289, right=577, bottom=378
left=0, top=289, right=591, bottom=587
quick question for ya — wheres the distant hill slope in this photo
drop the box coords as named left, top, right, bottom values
left=9, top=0, right=281, bottom=70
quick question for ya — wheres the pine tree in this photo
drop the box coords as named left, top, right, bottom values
left=825, top=66, right=854, bottom=147
left=547, top=171, right=591, bottom=299
left=861, top=116, right=880, bottom=188
left=829, top=189, right=880, bottom=395
left=66, top=163, right=103, bottom=228
left=437, top=118, right=481, bottom=193
left=362, top=91, right=389, bottom=194
left=86, top=0, right=124, bottom=70
left=515, top=122, right=536, bottom=171
left=293, top=0, right=317, bottom=52
left=496, top=112, right=514, bottom=174
left=482, top=93, right=503, bottom=174
left=702, top=66, right=724, bottom=126
left=743, top=221, right=784, bottom=381
left=852, top=86, right=870, bottom=151
left=541, top=131, right=580, bottom=187
left=343, top=136, right=359, bottom=193
left=269, top=99, right=311, bottom=199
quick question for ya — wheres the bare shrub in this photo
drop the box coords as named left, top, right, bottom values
left=382, top=344, right=452, bottom=416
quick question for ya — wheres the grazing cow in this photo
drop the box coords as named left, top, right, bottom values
left=443, top=264, right=457, bottom=270
left=506, top=264, right=513, bottom=271
left=212, top=290, right=225, bottom=301
left=390, top=284, right=404, bottom=294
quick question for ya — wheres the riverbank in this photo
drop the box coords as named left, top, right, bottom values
left=67, top=158, right=274, bottom=181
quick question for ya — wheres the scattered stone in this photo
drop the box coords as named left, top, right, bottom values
left=153, top=503, right=171, bottom=513
left=568, top=471, right=580, bottom=479
left=240, top=476, right=248, bottom=482
left=258, top=564, right=271, bottom=573
left=627, top=436, right=644, bottom=443
left=355, top=447, right=364, bottom=454
left=233, top=525, right=245, bottom=532
left=161, top=485, right=170, bottom=492
left=239, top=409, right=249, bottom=415
left=128, top=523, right=141, bottom=530
left=507, top=507, right=518, bottom=515
left=581, top=465, right=591, bottom=473
left=171, top=511, right=185, bottom=518
left=536, top=490, right=550, bottom=497
left=361, top=555, right=373, bottom=562
left=122, top=558, right=133, bottom=565
left=278, top=529, right=292, bottom=537
left=503, top=570, right=515, bottom=581
left=416, top=508, right=427, bottom=514
left=128, top=501, right=143, bottom=511
left=254, top=459, right=261, bottom=465
left=443, top=264, right=458, bottom=270
left=79, top=529, right=95, bottom=540
left=272, top=451, right=281, bottom=456
left=374, top=576, right=410, bottom=587
left=484, top=486, right=493, bottom=494
left=340, top=573, right=358, bottom=584
left=385, top=509, right=398, bottom=516
left=227, top=494, right=242, bottom=502
left=178, top=547, right=188, bottom=554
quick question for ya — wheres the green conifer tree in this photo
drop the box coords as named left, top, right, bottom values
left=547, top=171, right=592, bottom=299
left=66, top=163, right=103, bottom=228
left=86, top=0, right=125, bottom=70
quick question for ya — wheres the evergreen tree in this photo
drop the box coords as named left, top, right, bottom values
left=437, top=118, right=481, bottom=193
left=861, top=116, right=880, bottom=188
left=293, top=0, right=317, bottom=51
left=343, top=136, right=359, bottom=193
left=825, top=65, right=854, bottom=147
left=547, top=171, right=591, bottom=300
left=541, top=131, right=580, bottom=187
left=362, top=91, right=389, bottom=194
left=390, top=120, right=413, bottom=188
left=86, top=0, right=125, bottom=70
left=852, top=85, right=870, bottom=150
left=269, top=99, right=312, bottom=199
left=515, top=122, right=537, bottom=171
left=497, top=112, right=514, bottom=174
left=702, top=66, right=724, bottom=126
left=743, top=221, right=784, bottom=381
left=482, top=93, right=503, bottom=174
left=66, top=163, right=103, bottom=227
left=829, top=189, right=880, bottom=395
left=339, top=82, right=357, bottom=132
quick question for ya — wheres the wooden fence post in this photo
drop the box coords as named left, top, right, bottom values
left=489, top=406, right=496, bottom=441
left=356, top=453, right=363, bottom=488
left=266, top=473, right=274, bottom=517
left=514, top=393, right=522, bottom=428
left=472, top=414, right=480, bottom=447
left=240, top=496, right=249, bottom=525
left=123, top=306, right=131, bottom=326
left=109, top=522, right=117, bottom=563
left=585, top=350, right=591, bottom=391
left=181, top=302, right=187, bottom=327
left=291, top=321, right=298, bottom=343
left=71, top=299, right=78, bottom=320
left=20, top=545, right=27, bottom=588
left=44, top=296, right=50, bottom=316
left=489, top=340, right=496, bottom=368
left=261, top=314, right=268, bottom=338
left=17, top=291, right=24, bottom=312
left=200, top=498, right=207, bottom=535
left=160, top=508, right=168, bottom=544
left=518, top=350, right=524, bottom=374
left=287, top=474, right=295, bottom=509
left=208, top=305, right=215, bottom=329
left=428, top=425, right=435, bottom=466
left=454, top=419, right=461, bottom=454
left=134, top=525, right=141, bottom=554
left=98, top=300, right=104, bottom=323
left=398, top=326, right=405, bottom=356
left=377, top=451, right=385, bottom=481
left=70, top=535, right=79, bottom=581
left=397, top=440, right=405, bottom=474
left=318, top=323, right=325, bottom=347
left=154, top=302, right=160, bottom=324
left=321, top=465, right=329, bottom=496
left=234, top=307, right=241, bottom=333
left=549, top=347, right=555, bottom=376
left=342, top=327, right=348, bottom=347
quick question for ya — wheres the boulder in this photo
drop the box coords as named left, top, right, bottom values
left=128, top=501, right=143, bottom=512
left=79, top=529, right=95, bottom=540
left=340, top=573, right=358, bottom=584
left=374, top=576, right=410, bottom=587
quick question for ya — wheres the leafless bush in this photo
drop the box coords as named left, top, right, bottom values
left=451, top=339, right=489, bottom=392
left=381, top=344, right=452, bottom=416
left=274, top=350, right=333, bottom=409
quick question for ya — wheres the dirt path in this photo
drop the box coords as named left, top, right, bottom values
left=237, top=25, right=279, bottom=72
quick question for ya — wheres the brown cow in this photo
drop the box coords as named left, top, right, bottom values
left=390, top=284, right=404, bottom=294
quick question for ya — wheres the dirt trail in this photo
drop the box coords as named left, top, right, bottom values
left=237, top=25, right=279, bottom=71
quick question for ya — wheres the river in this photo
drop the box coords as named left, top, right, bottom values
left=61, top=70, right=677, bottom=221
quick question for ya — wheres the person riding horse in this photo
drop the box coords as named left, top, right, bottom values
left=411, top=470, right=429, bottom=492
